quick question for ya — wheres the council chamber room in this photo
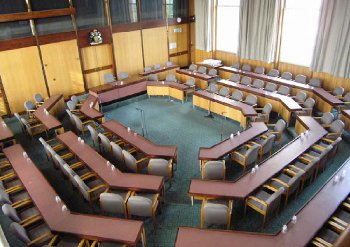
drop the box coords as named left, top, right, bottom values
left=0, top=0, right=350, bottom=246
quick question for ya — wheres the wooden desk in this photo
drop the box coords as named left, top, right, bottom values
left=4, top=144, right=145, bottom=246
left=147, top=81, right=190, bottom=103
left=102, top=120, right=177, bottom=160
left=199, top=122, right=268, bottom=161
left=176, top=157, right=350, bottom=247
left=0, top=116, right=15, bottom=145
left=89, top=76, right=147, bottom=104
left=195, top=62, right=223, bottom=69
left=176, top=69, right=216, bottom=89
left=341, top=109, right=350, bottom=133
left=57, top=131, right=164, bottom=193
left=139, top=65, right=180, bottom=80
left=80, top=95, right=105, bottom=123
left=193, top=90, right=257, bottom=129
left=217, top=79, right=302, bottom=124
left=189, top=116, right=327, bottom=200
left=34, top=94, right=64, bottom=134
left=218, top=66, right=343, bottom=113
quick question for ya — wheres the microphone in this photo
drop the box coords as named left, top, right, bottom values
left=135, top=107, right=143, bottom=112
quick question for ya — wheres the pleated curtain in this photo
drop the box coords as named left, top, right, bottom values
left=195, top=0, right=213, bottom=52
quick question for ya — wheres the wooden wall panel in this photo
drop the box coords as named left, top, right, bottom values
left=214, top=50, right=239, bottom=65
left=240, top=58, right=274, bottom=71
left=81, top=44, right=114, bottom=88
left=194, top=49, right=212, bottom=63
left=313, top=72, right=350, bottom=92
left=40, top=40, right=84, bottom=97
left=0, top=46, right=48, bottom=113
left=277, top=62, right=312, bottom=79
left=0, top=97, right=7, bottom=116
left=142, top=26, right=168, bottom=67
left=113, top=31, right=143, bottom=76
left=168, top=24, right=188, bottom=54
left=170, top=54, right=189, bottom=67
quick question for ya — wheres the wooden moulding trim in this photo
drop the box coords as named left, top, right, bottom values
left=112, top=22, right=141, bottom=33
left=140, top=19, right=167, bottom=29
left=169, top=50, right=188, bottom=57
left=77, top=27, right=112, bottom=48
left=37, top=31, right=76, bottom=45
left=84, top=65, right=113, bottom=74
left=0, top=36, right=37, bottom=52
left=0, top=8, right=75, bottom=23
left=167, top=16, right=191, bottom=26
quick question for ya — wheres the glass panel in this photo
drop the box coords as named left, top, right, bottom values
left=35, top=16, right=74, bottom=35
left=218, top=0, right=240, bottom=7
left=30, top=0, right=70, bottom=11
left=73, top=0, right=106, bottom=29
left=166, top=0, right=188, bottom=18
left=141, top=0, right=164, bottom=21
left=0, top=0, right=28, bottom=13
left=110, top=0, right=138, bottom=24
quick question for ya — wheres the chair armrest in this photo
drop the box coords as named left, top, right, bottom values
left=314, top=237, right=332, bottom=247
left=152, top=193, right=160, bottom=208
left=27, top=110, right=36, bottom=112
left=233, top=151, right=246, bottom=159
left=20, top=214, right=42, bottom=227
left=284, top=168, right=297, bottom=176
left=266, top=188, right=284, bottom=204
left=271, top=178, right=289, bottom=188
left=300, top=155, right=314, bottom=162
left=312, top=144, right=327, bottom=151
left=82, top=120, right=95, bottom=126
left=264, top=184, right=279, bottom=192
left=247, top=196, right=268, bottom=207
left=136, top=157, right=149, bottom=164
left=321, top=124, right=331, bottom=128
left=313, top=117, right=322, bottom=119
left=322, top=138, right=335, bottom=144
left=30, top=124, right=45, bottom=129
left=289, top=165, right=304, bottom=173
left=80, top=172, right=97, bottom=180
left=28, top=232, right=54, bottom=246
left=327, top=132, right=341, bottom=137
left=266, top=124, right=276, bottom=127
left=88, top=184, right=108, bottom=193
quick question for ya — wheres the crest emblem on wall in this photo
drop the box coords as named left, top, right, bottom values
left=89, top=29, right=103, bottom=45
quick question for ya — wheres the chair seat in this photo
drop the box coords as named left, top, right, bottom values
left=334, top=209, right=350, bottom=223
left=270, top=173, right=291, bottom=190
left=19, top=206, right=39, bottom=220
left=247, top=190, right=271, bottom=210
left=317, top=228, right=339, bottom=245
left=232, top=147, right=248, bottom=162
left=27, top=223, right=51, bottom=244
left=148, top=159, right=169, bottom=176
left=55, top=236, right=82, bottom=247
left=128, top=193, right=156, bottom=217
left=11, top=191, right=30, bottom=203
left=3, top=178, right=22, bottom=189
left=100, top=191, right=128, bottom=214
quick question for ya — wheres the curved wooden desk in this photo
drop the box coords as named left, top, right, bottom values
left=80, top=95, right=105, bottom=122
left=139, top=64, right=180, bottom=79
left=4, top=144, right=146, bottom=246
left=176, top=157, right=350, bottom=247
left=147, top=81, right=191, bottom=103
left=0, top=116, right=15, bottom=145
left=176, top=69, right=216, bottom=89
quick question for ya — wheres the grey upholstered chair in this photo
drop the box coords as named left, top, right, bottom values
left=254, top=103, right=272, bottom=123
left=231, top=91, right=244, bottom=101
left=201, top=199, right=233, bottom=229
left=267, top=119, right=286, bottom=147
left=87, top=125, right=99, bottom=149
left=148, top=74, right=158, bottom=81
left=326, top=120, right=345, bottom=140
left=71, top=95, right=83, bottom=106
left=254, top=66, right=265, bottom=74
left=154, top=64, right=161, bottom=70
left=144, top=66, right=152, bottom=72
left=24, top=101, right=36, bottom=118
left=264, top=82, right=277, bottom=92
left=198, top=66, right=207, bottom=74
left=281, top=71, right=293, bottom=80
left=292, top=91, right=307, bottom=104
left=46, top=236, right=88, bottom=246
left=14, top=113, right=26, bottom=133
left=314, top=112, right=335, bottom=127
left=328, top=208, right=350, bottom=233
left=98, top=133, right=112, bottom=154
left=244, top=95, right=258, bottom=107
left=201, top=160, right=225, bottom=180
left=267, top=69, right=280, bottom=77
left=166, top=61, right=173, bottom=67
left=148, top=158, right=173, bottom=186
left=72, top=114, right=95, bottom=138
left=104, top=73, right=115, bottom=83
left=288, top=157, right=320, bottom=187
left=74, top=175, right=107, bottom=206
left=312, top=227, right=340, bottom=247
left=2, top=203, right=40, bottom=224
left=33, top=93, right=45, bottom=106
left=330, top=86, right=345, bottom=98
left=240, top=76, right=252, bottom=86
left=242, top=64, right=252, bottom=72
left=122, top=150, right=149, bottom=173
left=231, top=144, right=260, bottom=171
left=218, top=87, right=230, bottom=97
left=20, top=118, right=47, bottom=138
left=252, top=79, right=264, bottom=89
left=245, top=186, right=284, bottom=227
left=166, top=73, right=177, bottom=82
left=118, top=72, right=129, bottom=80
left=206, top=83, right=218, bottom=94
left=127, top=192, right=160, bottom=229
left=229, top=73, right=240, bottom=82
left=308, top=78, right=322, bottom=87
left=188, top=64, right=197, bottom=71
left=184, top=78, right=196, bottom=100
left=341, top=92, right=350, bottom=107
left=231, top=62, right=240, bottom=69
left=10, top=222, right=54, bottom=246
left=208, top=69, right=218, bottom=76
left=111, top=142, right=124, bottom=164
left=99, top=190, right=131, bottom=217
left=295, top=74, right=307, bottom=84
left=66, top=100, right=77, bottom=112
left=297, top=97, right=315, bottom=116
left=252, top=134, right=276, bottom=160
left=277, top=85, right=291, bottom=96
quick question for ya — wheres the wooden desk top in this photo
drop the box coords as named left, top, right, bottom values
left=147, top=81, right=191, bottom=91
left=195, top=62, right=223, bottom=69
left=57, top=131, right=164, bottom=193
left=342, top=109, right=350, bottom=118
left=80, top=95, right=104, bottom=120
left=176, top=157, right=350, bottom=247
left=176, top=69, right=216, bottom=81
left=139, top=65, right=180, bottom=76
left=89, top=76, right=147, bottom=94
left=194, top=90, right=257, bottom=117
left=218, top=66, right=343, bottom=106
left=34, top=94, right=63, bottom=131
left=4, top=144, right=144, bottom=246
left=102, top=120, right=178, bottom=159
left=0, top=116, right=14, bottom=143
left=217, top=79, right=302, bottom=112
left=189, top=116, right=327, bottom=200
left=199, top=122, right=268, bottom=161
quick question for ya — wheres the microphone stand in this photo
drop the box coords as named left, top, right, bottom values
left=136, top=107, right=147, bottom=137
left=205, top=100, right=214, bottom=118
left=220, top=112, right=227, bottom=141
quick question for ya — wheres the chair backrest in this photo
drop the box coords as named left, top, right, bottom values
left=308, top=78, right=322, bottom=87
left=267, top=69, right=280, bottom=77
left=44, top=145, right=56, bottom=162
left=295, top=92, right=307, bottom=103
left=304, top=97, right=315, bottom=109
left=343, top=92, right=350, bottom=102
left=100, top=192, right=124, bottom=214
left=333, top=86, right=344, bottom=96
left=198, top=66, right=207, bottom=74
left=295, top=74, right=307, bottom=84
left=53, top=154, right=65, bottom=169
left=87, top=125, right=99, bottom=145
left=208, top=69, right=217, bottom=76
left=148, top=74, right=158, bottom=81
left=241, top=76, right=252, bottom=86
left=265, top=188, right=283, bottom=214
left=245, top=144, right=260, bottom=165
left=229, top=74, right=240, bottom=82
left=64, top=164, right=78, bottom=188
left=231, top=62, right=240, bottom=69
left=154, top=64, right=161, bottom=70
left=10, top=222, right=31, bottom=244
left=245, top=95, right=257, bottom=106
left=66, top=109, right=75, bottom=125
left=264, top=82, right=277, bottom=92
left=74, top=175, right=89, bottom=200
left=263, top=103, right=273, bottom=115
left=166, top=61, right=173, bottom=67
left=24, top=101, right=36, bottom=111
left=104, top=73, right=115, bottom=83
left=122, top=150, right=137, bottom=172
left=207, top=83, right=218, bottom=94
left=261, top=134, right=275, bottom=155
left=14, top=113, right=25, bottom=131
left=127, top=196, right=153, bottom=217
left=281, top=72, right=293, bottom=80
left=218, top=87, right=230, bottom=97
left=188, top=64, right=197, bottom=71
left=111, top=142, right=124, bottom=163
left=20, top=118, right=32, bottom=135
left=166, top=73, right=177, bottom=82
left=203, top=201, right=229, bottom=225
left=98, top=133, right=111, bottom=153
left=254, top=66, right=265, bottom=74
left=185, top=77, right=195, bottom=86
left=67, top=101, right=77, bottom=111
left=321, top=112, right=334, bottom=125
left=232, top=91, right=243, bottom=101
left=72, top=114, right=83, bottom=131
left=0, top=189, right=12, bottom=204
left=2, top=204, right=20, bottom=222
left=252, top=79, right=264, bottom=89
left=277, top=85, right=291, bottom=95
left=203, top=161, right=225, bottom=180
left=118, top=72, right=129, bottom=80
left=329, top=120, right=345, bottom=134
left=241, top=64, right=252, bottom=72
left=274, top=119, right=286, bottom=133
left=34, top=93, right=44, bottom=103
left=144, top=66, right=152, bottom=72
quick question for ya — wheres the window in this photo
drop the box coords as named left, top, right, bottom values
left=141, top=0, right=164, bottom=21
left=73, top=0, right=106, bottom=29
left=110, top=0, right=138, bottom=24
left=166, top=0, right=188, bottom=18
left=216, top=0, right=240, bottom=53
left=279, top=0, right=322, bottom=67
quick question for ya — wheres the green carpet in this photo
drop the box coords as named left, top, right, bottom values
left=1, top=95, right=349, bottom=246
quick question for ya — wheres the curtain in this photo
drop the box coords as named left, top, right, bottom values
left=195, top=0, right=212, bottom=51
left=238, top=0, right=280, bottom=63
left=110, top=0, right=133, bottom=24
left=141, top=0, right=164, bottom=20
left=311, top=0, right=350, bottom=78
left=174, top=0, right=189, bottom=17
